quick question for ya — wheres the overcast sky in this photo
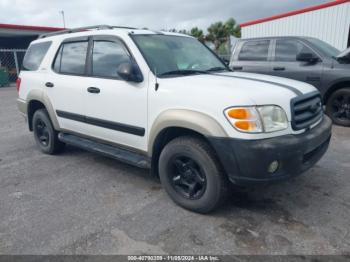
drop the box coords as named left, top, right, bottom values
left=0, top=0, right=331, bottom=30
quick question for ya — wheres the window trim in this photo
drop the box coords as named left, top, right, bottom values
left=237, top=39, right=271, bottom=62
left=51, top=34, right=143, bottom=82
left=272, top=38, right=322, bottom=62
left=51, top=39, right=89, bottom=76
left=87, top=36, right=136, bottom=81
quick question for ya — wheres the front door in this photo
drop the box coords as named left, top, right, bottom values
left=83, top=36, right=148, bottom=152
left=270, top=39, right=323, bottom=89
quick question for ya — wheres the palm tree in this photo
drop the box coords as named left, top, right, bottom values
left=207, top=18, right=241, bottom=51
left=190, top=27, right=205, bottom=42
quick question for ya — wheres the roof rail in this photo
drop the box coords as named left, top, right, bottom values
left=38, top=25, right=137, bottom=39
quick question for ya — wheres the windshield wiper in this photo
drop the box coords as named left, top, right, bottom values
left=158, top=67, right=231, bottom=77
left=206, top=66, right=231, bottom=72
left=158, top=69, right=208, bottom=77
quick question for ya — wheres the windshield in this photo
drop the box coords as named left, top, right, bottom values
left=337, top=47, right=350, bottom=58
left=132, top=34, right=227, bottom=77
left=306, top=37, right=340, bottom=57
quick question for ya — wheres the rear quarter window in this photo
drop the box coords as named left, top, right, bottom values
left=22, top=41, right=52, bottom=71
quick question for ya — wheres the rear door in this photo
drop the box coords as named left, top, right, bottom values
left=270, top=38, right=323, bottom=88
left=230, top=39, right=272, bottom=74
left=47, top=37, right=90, bottom=133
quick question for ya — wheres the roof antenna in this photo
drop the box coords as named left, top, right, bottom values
left=154, top=67, right=159, bottom=91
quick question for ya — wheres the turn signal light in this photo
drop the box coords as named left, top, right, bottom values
left=224, top=106, right=263, bottom=133
left=234, top=121, right=257, bottom=131
left=227, top=108, right=251, bottom=119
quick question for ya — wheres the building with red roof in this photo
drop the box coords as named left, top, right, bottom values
left=240, top=0, right=350, bottom=50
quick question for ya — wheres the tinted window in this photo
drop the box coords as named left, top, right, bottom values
left=275, top=39, right=315, bottom=61
left=238, top=40, right=269, bottom=61
left=92, top=40, right=131, bottom=78
left=53, top=41, right=88, bottom=75
left=22, top=42, right=52, bottom=71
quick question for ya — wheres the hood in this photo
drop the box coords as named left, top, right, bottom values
left=158, top=71, right=316, bottom=121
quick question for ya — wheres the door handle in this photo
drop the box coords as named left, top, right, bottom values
left=87, top=87, right=100, bottom=94
left=232, top=66, right=243, bottom=70
left=273, top=67, right=285, bottom=71
left=45, top=82, right=54, bottom=88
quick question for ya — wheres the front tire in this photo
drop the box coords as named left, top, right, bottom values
left=326, top=88, right=350, bottom=127
left=159, top=136, right=228, bottom=213
left=32, top=109, right=65, bottom=154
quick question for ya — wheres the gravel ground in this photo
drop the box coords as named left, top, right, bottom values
left=0, top=86, right=349, bottom=255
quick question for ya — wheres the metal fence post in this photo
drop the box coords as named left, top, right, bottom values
left=13, top=51, right=19, bottom=76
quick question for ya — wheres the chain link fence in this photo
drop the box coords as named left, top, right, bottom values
left=0, top=49, right=26, bottom=86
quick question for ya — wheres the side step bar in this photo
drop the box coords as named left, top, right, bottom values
left=58, top=133, right=150, bottom=169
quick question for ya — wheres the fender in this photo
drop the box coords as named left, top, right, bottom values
left=148, top=109, right=228, bottom=155
left=326, top=77, right=350, bottom=88
left=26, top=89, right=61, bottom=130
left=323, top=77, right=350, bottom=102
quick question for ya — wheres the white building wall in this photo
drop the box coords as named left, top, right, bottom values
left=242, top=2, right=350, bottom=50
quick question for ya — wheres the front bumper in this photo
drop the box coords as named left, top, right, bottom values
left=208, top=115, right=332, bottom=185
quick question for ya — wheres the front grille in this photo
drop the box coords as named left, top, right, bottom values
left=291, top=91, right=323, bottom=130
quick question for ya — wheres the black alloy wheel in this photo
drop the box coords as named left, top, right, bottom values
left=34, top=118, right=50, bottom=147
left=326, top=88, right=350, bottom=126
left=158, top=136, right=228, bottom=213
left=169, top=156, right=207, bottom=200
left=32, top=109, right=65, bottom=154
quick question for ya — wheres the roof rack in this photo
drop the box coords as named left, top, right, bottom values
left=38, top=25, right=137, bottom=39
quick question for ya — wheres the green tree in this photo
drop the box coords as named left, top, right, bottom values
left=207, top=18, right=241, bottom=51
left=168, top=28, right=178, bottom=33
left=190, top=27, right=205, bottom=42
left=225, top=18, right=241, bottom=38
left=178, top=29, right=188, bottom=35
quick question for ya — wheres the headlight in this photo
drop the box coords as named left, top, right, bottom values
left=224, top=105, right=288, bottom=133
left=257, top=105, right=288, bottom=132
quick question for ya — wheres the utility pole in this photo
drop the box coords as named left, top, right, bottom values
left=59, top=10, right=66, bottom=28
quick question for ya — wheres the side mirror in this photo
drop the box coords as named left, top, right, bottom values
left=296, top=52, right=319, bottom=63
left=117, top=61, right=143, bottom=83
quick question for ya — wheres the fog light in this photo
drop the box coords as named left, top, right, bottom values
left=268, top=160, right=279, bottom=173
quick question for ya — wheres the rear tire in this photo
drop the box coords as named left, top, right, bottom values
left=32, top=109, right=65, bottom=154
left=158, top=136, right=228, bottom=213
left=326, top=88, right=350, bottom=127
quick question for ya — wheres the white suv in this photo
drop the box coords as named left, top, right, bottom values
left=17, top=25, right=332, bottom=213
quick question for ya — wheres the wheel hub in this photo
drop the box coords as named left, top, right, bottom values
left=35, top=119, right=50, bottom=146
left=332, top=94, right=350, bottom=120
left=169, top=156, right=207, bottom=200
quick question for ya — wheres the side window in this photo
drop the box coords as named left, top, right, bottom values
left=238, top=40, right=269, bottom=61
left=92, top=40, right=131, bottom=78
left=53, top=41, right=88, bottom=75
left=22, top=41, right=52, bottom=71
left=275, top=39, right=315, bottom=62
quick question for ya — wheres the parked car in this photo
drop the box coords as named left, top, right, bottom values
left=17, top=26, right=332, bottom=213
left=230, top=36, right=350, bottom=126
